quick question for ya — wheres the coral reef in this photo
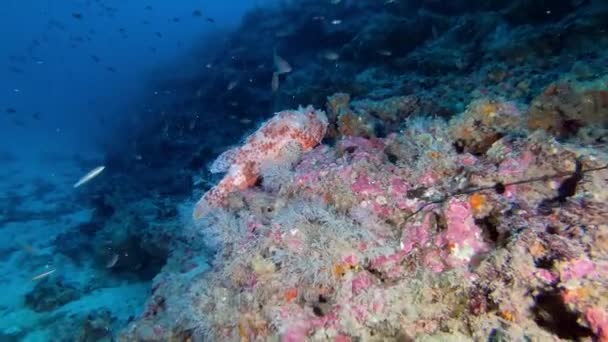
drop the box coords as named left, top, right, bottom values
left=120, top=81, right=608, bottom=340
left=527, top=82, right=608, bottom=139
left=450, top=98, right=524, bottom=155
left=41, top=0, right=607, bottom=340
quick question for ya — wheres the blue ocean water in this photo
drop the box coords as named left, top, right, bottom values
left=0, top=1, right=273, bottom=340
left=1, top=0, right=608, bottom=340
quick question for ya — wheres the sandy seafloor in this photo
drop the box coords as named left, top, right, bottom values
left=0, top=153, right=150, bottom=341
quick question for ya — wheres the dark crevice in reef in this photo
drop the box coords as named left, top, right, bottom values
left=105, top=235, right=169, bottom=282
left=474, top=212, right=511, bottom=247
left=532, top=289, right=594, bottom=340
left=533, top=256, right=555, bottom=270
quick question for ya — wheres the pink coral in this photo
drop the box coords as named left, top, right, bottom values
left=585, top=307, right=608, bottom=342
left=281, top=321, right=312, bottom=342
left=535, top=269, right=557, bottom=284
left=559, top=258, right=596, bottom=282
left=350, top=272, right=375, bottom=296
left=334, top=335, right=352, bottom=342
left=401, top=213, right=433, bottom=252
left=194, top=106, right=328, bottom=218
left=497, top=150, right=535, bottom=198
left=436, top=198, right=490, bottom=268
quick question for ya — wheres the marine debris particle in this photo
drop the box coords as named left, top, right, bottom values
left=73, top=165, right=105, bottom=188
left=536, top=159, right=588, bottom=215
left=193, top=106, right=328, bottom=218
left=555, top=159, right=583, bottom=202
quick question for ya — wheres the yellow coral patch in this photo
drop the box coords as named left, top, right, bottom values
left=480, top=103, right=497, bottom=116
left=469, top=193, right=487, bottom=214
left=333, top=263, right=347, bottom=278
left=529, top=241, right=546, bottom=258
left=499, top=310, right=515, bottom=322
left=251, top=255, right=276, bottom=277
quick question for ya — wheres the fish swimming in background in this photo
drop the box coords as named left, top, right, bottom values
left=32, top=268, right=56, bottom=281
left=74, top=166, right=105, bottom=188
left=271, top=72, right=279, bottom=92
left=193, top=106, right=328, bottom=219
left=377, top=49, right=393, bottom=56
left=322, top=51, right=340, bottom=61
left=106, top=253, right=119, bottom=268
left=227, top=80, right=239, bottom=91
left=273, top=50, right=292, bottom=74
left=271, top=50, right=292, bottom=92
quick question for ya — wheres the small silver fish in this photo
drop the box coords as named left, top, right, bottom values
left=273, top=51, right=292, bottom=74
left=74, top=166, right=105, bottom=188
left=323, top=51, right=340, bottom=61
left=106, top=253, right=119, bottom=268
left=331, top=19, right=342, bottom=25
left=377, top=49, right=393, bottom=56
left=271, top=72, right=279, bottom=92
left=227, top=80, right=238, bottom=90
left=32, top=268, right=56, bottom=281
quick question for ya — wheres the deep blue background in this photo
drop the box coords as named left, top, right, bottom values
left=1, top=0, right=274, bottom=160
